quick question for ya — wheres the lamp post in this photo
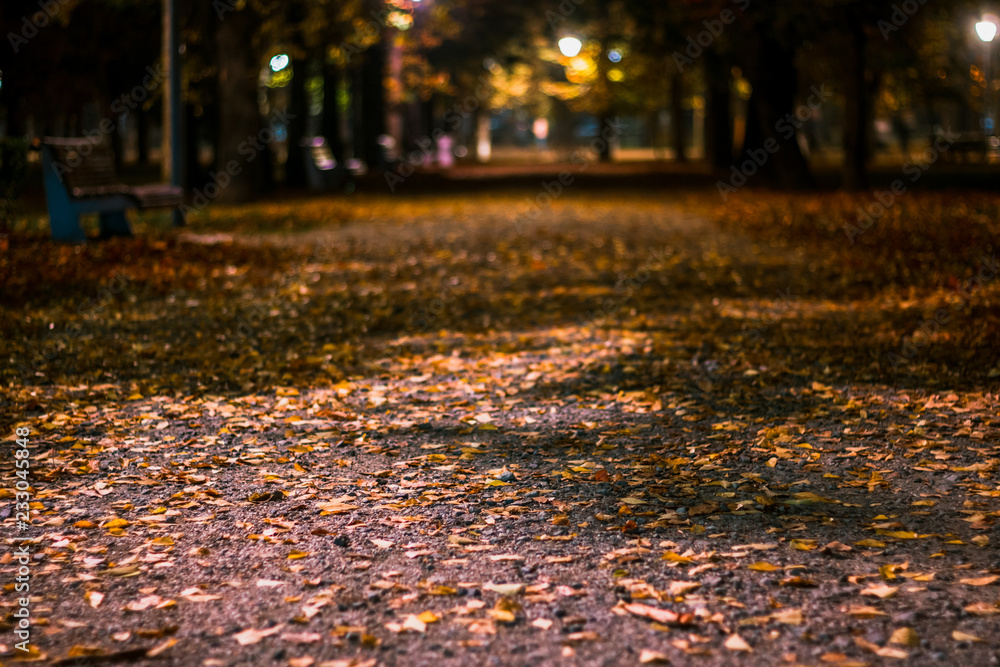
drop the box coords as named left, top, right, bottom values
left=163, top=0, right=183, bottom=225
left=976, top=16, right=997, bottom=138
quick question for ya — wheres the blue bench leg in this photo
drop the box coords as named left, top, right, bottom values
left=48, top=202, right=87, bottom=243
left=99, top=210, right=132, bottom=238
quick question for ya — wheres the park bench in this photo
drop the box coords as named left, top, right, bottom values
left=937, top=132, right=1000, bottom=164
left=40, top=137, right=184, bottom=242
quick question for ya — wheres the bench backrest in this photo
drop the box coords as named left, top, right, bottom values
left=42, top=138, right=125, bottom=197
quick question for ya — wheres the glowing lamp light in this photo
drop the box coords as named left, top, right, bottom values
left=558, top=37, right=582, bottom=58
left=977, top=19, right=997, bottom=42
left=269, top=54, right=290, bottom=72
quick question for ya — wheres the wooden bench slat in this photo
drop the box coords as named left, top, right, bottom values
left=41, top=137, right=186, bottom=242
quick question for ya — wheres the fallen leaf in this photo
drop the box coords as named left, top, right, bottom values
left=401, top=614, right=427, bottom=633
left=889, top=627, right=919, bottom=647
left=860, top=585, right=898, bottom=599
left=724, top=634, right=752, bottom=652
left=965, top=601, right=1000, bottom=615
left=667, top=581, right=700, bottom=596
left=748, top=562, right=781, bottom=572
left=959, top=575, right=999, bottom=586
left=639, top=649, right=671, bottom=663
left=771, top=608, right=804, bottom=625
left=482, top=583, right=524, bottom=596
left=621, top=602, right=680, bottom=625
left=234, top=625, right=283, bottom=645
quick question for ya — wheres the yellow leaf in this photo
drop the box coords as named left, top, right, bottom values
left=790, top=539, right=817, bottom=551
left=770, top=609, right=803, bottom=625
left=103, top=518, right=130, bottom=529
left=959, top=575, right=999, bottom=586
left=889, top=627, right=919, bottom=647
left=316, top=501, right=358, bottom=514
left=854, top=539, right=886, bottom=548
left=860, top=585, right=898, bottom=599
left=416, top=611, right=440, bottom=623
left=748, top=562, right=781, bottom=572
left=287, top=550, right=310, bottom=560
left=877, top=530, right=922, bottom=540
left=846, top=605, right=889, bottom=618
left=952, top=630, right=984, bottom=642
left=661, top=551, right=693, bottom=564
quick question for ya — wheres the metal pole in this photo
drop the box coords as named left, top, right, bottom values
left=164, top=0, right=184, bottom=225
left=987, top=42, right=992, bottom=135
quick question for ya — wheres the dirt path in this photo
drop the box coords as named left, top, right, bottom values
left=2, top=191, right=999, bottom=666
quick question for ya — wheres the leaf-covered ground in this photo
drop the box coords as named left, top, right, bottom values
left=2, top=187, right=1000, bottom=666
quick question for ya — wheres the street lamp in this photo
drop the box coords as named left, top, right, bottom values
left=558, top=37, right=582, bottom=58
left=269, top=54, right=290, bottom=72
left=976, top=15, right=998, bottom=137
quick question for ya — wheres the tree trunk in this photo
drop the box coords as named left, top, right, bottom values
left=137, top=107, right=150, bottom=167
left=284, top=57, right=308, bottom=188
left=671, top=71, right=687, bottom=163
left=705, top=52, right=733, bottom=169
left=214, top=5, right=262, bottom=203
left=741, top=34, right=813, bottom=188
left=185, top=103, right=201, bottom=189
left=322, top=65, right=344, bottom=163
left=842, top=11, right=869, bottom=191
left=361, top=45, right=386, bottom=169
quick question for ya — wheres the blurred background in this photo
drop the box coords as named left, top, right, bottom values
left=3, top=0, right=1000, bottom=208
